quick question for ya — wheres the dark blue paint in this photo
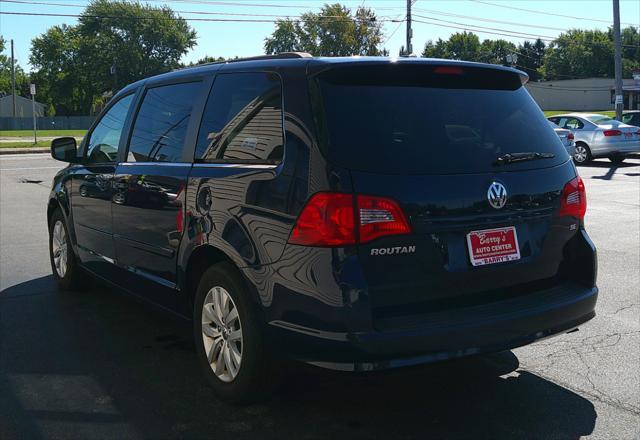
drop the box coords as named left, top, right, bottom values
left=48, top=56, right=598, bottom=371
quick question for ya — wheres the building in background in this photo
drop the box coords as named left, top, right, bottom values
left=526, top=74, right=640, bottom=111
left=0, top=94, right=45, bottom=118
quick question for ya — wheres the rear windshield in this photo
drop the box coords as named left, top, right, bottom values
left=312, top=65, right=568, bottom=174
left=584, top=115, right=614, bottom=124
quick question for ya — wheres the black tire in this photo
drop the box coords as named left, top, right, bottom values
left=193, top=262, right=280, bottom=403
left=48, top=209, right=86, bottom=290
left=573, top=143, right=592, bottom=165
left=609, top=155, right=625, bottom=164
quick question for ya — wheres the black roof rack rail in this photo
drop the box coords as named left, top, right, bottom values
left=226, top=52, right=313, bottom=63
left=177, top=52, right=312, bottom=71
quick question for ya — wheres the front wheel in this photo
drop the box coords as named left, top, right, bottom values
left=573, top=143, right=592, bottom=165
left=193, top=262, right=280, bottom=403
left=49, top=210, right=86, bottom=290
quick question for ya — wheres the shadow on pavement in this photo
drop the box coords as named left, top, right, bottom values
left=579, top=159, right=639, bottom=180
left=1, top=276, right=597, bottom=439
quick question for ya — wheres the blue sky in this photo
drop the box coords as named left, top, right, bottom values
left=1, top=0, right=639, bottom=70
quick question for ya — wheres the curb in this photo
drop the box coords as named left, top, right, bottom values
left=0, top=148, right=50, bottom=155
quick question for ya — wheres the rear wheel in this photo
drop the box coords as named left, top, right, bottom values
left=49, top=210, right=86, bottom=290
left=609, top=155, right=625, bottom=164
left=193, top=262, right=280, bottom=403
left=573, top=143, right=591, bottom=165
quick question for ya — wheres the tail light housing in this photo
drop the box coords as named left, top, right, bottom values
left=603, top=129, right=622, bottom=137
left=567, top=133, right=575, bottom=141
left=288, top=192, right=411, bottom=246
left=559, top=176, right=587, bottom=220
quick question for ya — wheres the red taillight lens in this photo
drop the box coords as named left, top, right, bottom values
left=358, top=195, right=411, bottom=243
left=433, top=66, right=464, bottom=75
left=567, top=133, right=575, bottom=141
left=603, top=129, right=622, bottom=137
left=288, top=193, right=355, bottom=246
left=559, top=176, right=586, bottom=220
left=288, top=193, right=411, bottom=246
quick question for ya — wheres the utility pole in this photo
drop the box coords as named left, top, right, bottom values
left=11, top=39, right=16, bottom=118
left=406, top=0, right=413, bottom=56
left=613, top=0, right=624, bottom=120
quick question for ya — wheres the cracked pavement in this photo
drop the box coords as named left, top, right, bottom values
left=1, top=154, right=639, bottom=439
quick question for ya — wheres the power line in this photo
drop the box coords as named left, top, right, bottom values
left=414, top=16, right=555, bottom=42
left=469, top=0, right=639, bottom=27
left=0, top=0, right=402, bottom=20
left=412, top=7, right=569, bottom=33
left=0, top=9, right=400, bottom=23
left=414, top=15, right=639, bottom=49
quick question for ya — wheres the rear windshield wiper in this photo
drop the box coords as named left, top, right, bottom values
left=493, top=152, right=555, bottom=166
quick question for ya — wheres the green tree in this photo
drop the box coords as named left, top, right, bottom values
left=540, top=29, right=614, bottom=80
left=264, top=3, right=386, bottom=56
left=447, top=32, right=482, bottom=61
left=422, top=38, right=449, bottom=58
left=479, top=39, right=516, bottom=65
left=30, top=1, right=197, bottom=115
left=0, top=36, right=30, bottom=98
left=618, top=26, right=640, bottom=77
left=517, top=39, right=546, bottom=81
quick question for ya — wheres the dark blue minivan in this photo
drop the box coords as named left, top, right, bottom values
left=47, top=53, right=597, bottom=402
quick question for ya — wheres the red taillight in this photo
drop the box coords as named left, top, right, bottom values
left=358, top=195, right=411, bottom=243
left=433, top=66, right=464, bottom=75
left=567, top=132, right=575, bottom=141
left=603, top=129, right=622, bottom=137
left=288, top=193, right=411, bottom=246
left=288, top=193, right=355, bottom=246
left=559, top=176, right=586, bottom=220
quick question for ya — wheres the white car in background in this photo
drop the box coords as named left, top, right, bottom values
left=547, top=113, right=640, bottom=164
left=548, top=120, right=575, bottom=158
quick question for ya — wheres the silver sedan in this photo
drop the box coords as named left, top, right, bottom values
left=547, top=113, right=640, bottom=164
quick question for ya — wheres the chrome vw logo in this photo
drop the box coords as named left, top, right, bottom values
left=487, top=182, right=507, bottom=209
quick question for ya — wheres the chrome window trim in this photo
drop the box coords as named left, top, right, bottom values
left=193, top=163, right=278, bottom=169
left=118, top=162, right=192, bottom=167
left=117, top=161, right=277, bottom=169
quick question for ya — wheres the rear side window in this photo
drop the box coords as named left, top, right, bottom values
left=127, top=82, right=201, bottom=162
left=195, top=72, right=283, bottom=164
left=313, top=65, right=567, bottom=174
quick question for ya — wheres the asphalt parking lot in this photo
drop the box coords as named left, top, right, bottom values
left=1, top=154, right=638, bottom=439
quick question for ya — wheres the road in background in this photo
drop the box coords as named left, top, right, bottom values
left=1, top=154, right=638, bottom=439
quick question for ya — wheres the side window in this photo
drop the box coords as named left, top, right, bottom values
left=195, top=72, right=283, bottom=163
left=621, top=114, right=632, bottom=124
left=127, top=82, right=201, bottom=163
left=565, top=118, right=584, bottom=130
left=85, top=94, right=134, bottom=164
left=548, top=117, right=560, bottom=125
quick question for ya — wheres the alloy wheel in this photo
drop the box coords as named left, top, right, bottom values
left=201, top=286, right=243, bottom=382
left=574, top=145, right=588, bottom=163
left=51, top=220, right=68, bottom=278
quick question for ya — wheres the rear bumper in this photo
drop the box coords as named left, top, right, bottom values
left=268, top=283, right=597, bottom=371
left=591, top=140, right=640, bottom=157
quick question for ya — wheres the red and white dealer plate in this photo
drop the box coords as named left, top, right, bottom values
left=466, top=226, right=521, bottom=267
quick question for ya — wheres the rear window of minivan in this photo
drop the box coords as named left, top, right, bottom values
left=312, top=64, right=568, bottom=174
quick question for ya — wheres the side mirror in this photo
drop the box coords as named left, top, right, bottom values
left=51, top=137, right=80, bottom=163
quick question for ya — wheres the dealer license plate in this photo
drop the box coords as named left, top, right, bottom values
left=466, top=226, right=521, bottom=267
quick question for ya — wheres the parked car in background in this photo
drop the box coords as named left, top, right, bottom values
left=548, top=113, right=640, bottom=164
left=549, top=120, right=575, bottom=157
left=621, top=110, right=640, bottom=128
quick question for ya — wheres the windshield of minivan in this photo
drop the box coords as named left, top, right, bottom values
left=314, top=67, right=568, bottom=174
